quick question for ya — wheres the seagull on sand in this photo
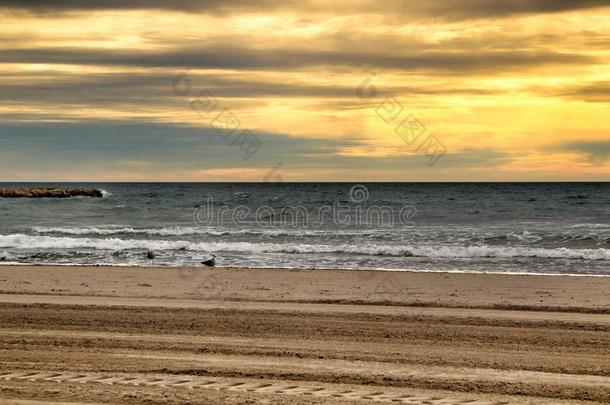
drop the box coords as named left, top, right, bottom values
left=201, top=254, right=216, bottom=267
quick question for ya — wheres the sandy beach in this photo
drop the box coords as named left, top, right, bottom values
left=0, top=265, right=609, bottom=404
left=3, top=0, right=610, bottom=402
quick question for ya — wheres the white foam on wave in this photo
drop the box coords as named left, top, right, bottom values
left=31, top=226, right=377, bottom=237
left=32, top=226, right=609, bottom=245
left=33, top=226, right=213, bottom=236
left=2, top=233, right=609, bottom=260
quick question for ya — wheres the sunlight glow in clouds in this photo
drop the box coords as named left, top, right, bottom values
left=0, top=1, right=609, bottom=181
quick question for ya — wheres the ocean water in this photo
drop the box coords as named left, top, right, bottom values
left=0, top=182, right=608, bottom=275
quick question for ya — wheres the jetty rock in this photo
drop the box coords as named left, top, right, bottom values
left=0, top=187, right=104, bottom=198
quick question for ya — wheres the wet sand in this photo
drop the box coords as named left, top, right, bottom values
left=1, top=265, right=609, bottom=310
left=0, top=265, right=609, bottom=404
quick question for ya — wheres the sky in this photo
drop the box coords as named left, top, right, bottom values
left=0, top=0, right=609, bottom=181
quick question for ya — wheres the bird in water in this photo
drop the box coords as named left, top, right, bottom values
left=146, top=250, right=155, bottom=260
left=201, top=254, right=216, bottom=267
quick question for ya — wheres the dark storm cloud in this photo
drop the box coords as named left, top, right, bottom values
left=0, top=71, right=501, bottom=108
left=551, top=141, right=610, bottom=163
left=0, top=121, right=361, bottom=172
left=556, top=81, right=610, bottom=102
left=0, top=121, right=511, bottom=176
left=401, top=0, right=610, bottom=19
left=0, top=46, right=597, bottom=73
left=2, top=0, right=608, bottom=19
left=0, top=0, right=284, bottom=14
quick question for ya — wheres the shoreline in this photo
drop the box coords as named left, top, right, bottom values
left=1, top=264, right=609, bottom=311
left=1, top=262, right=609, bottom=278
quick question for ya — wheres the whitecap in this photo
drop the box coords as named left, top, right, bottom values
left=2, top=234, right=609, bottom=261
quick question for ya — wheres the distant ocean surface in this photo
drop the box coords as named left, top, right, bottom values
left=0, top=183, right=608, bottom=275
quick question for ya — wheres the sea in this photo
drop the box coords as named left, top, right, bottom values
left=0, top=182, right=608, bottom=275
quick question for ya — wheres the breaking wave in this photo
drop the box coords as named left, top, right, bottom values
left=31, top=226, right=381, bottom=237
left=31, top=226, right=609, bottom=246
left=2, top=234, right=609, bottom=260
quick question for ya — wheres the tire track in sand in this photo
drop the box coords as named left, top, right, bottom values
left=0, top=370, right=509, bottom=404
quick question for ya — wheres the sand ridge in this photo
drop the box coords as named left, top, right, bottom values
left=0, top=265, right=608, bottom=404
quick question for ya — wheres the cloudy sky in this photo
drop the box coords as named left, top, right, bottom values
left=1, top=0, right=609, bottom=181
